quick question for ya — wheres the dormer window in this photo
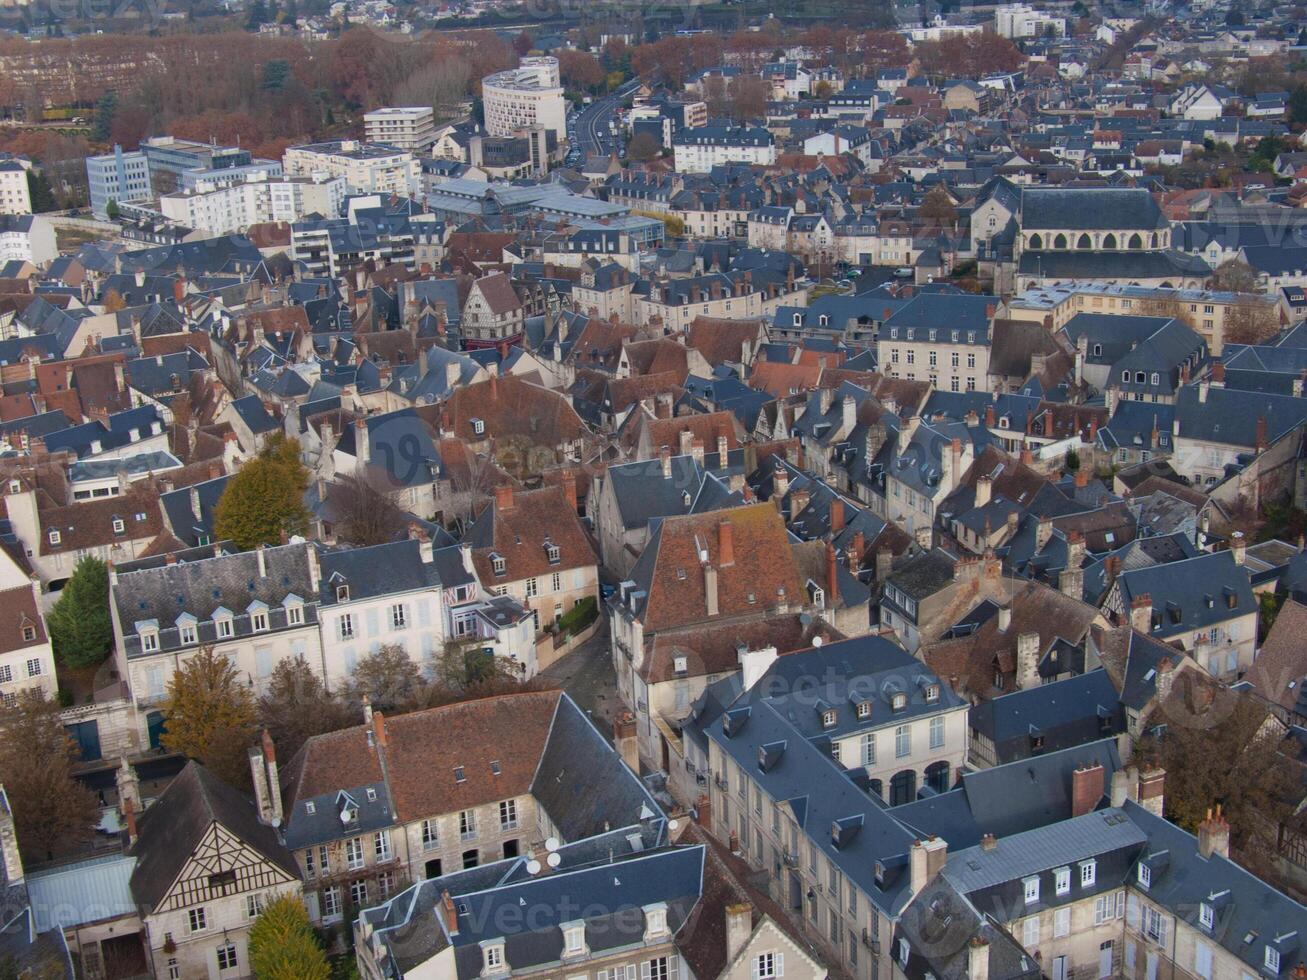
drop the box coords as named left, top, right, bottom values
left=6, top=481, right=18, bottom=494
left=336, top=584, right=350, bottom=602
left=140, top=628, right=159, bottom=653
left=483, top=942, right=505, bottom=974
left=177, top=614, right=197, bottom=646
left=856, top=700, right=871, bottom=719
left=545, top=543, right=560, bottom=565
left=472, top=418, right=485, bottom=436
left=1080, top=859, right=1096, bottom=887
left=112, top=517, right=125, bottom=535
left=562, top=923, right=586, bottom=957
left=1023, top=876, right=1039, bottom=904
left=924, top=683, right=939, bottom=703
left=20, top=625, right=34, bottom=643
left=891, top=692, right=907, bottom=712
left=674, top=656, right=688, bottom=674
left=1137, top=863, right=1151, bottom=890
left=213, top=608, right=234, bottom=639
left=643, top=904, right=669, bottom=940
left=822, top=709, right=838, bottom=728
left=285, top=596, right=304, bottom=626
left=1199, top=902, right=1214, bottom=930
left=47, top=530, right=60, bottom=547
left=793, top=312, right=803, bottom=326
left=251, top=610, right=268, bottom=632
left=1265, top=947, right=1280, bottom=975
left=491, top=554, right=506, bottom=576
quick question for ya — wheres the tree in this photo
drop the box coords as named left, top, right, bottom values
left=248, top=895, right=330, bottom=980
left=1207, top=258, right=1258, bottom=293
left=1290, top=84, right=1307, bottom=127
left=347, top=644, right=422, bottom=713
left=213, top=434, right=310, bottom=550
left=246, top=0, right=270, bottom=30
left=729, top=74, right=769, bottom=122
left=0, top=692, right=98, bottom=859
left=104, top=199, right=120, bottom=221
left=557, top=50, right=605, bottom=93
left=25, top=170, right=55, bottom=213
left=626, top=131, right=661, bottom=162
left=919, top=185, right=957, bottom=225
left=332, top=472, right=406, bottom=546
left=262, top=58, right=292, bottom=91
left=92, top=91, right=117, bottom=143
left=161, top=646, right=258, bottom=790
left=513, top=31, right=534, bottom=57
left=258, top=658, right=354, bottom=762
left=47, top=556, right=112, bottom=669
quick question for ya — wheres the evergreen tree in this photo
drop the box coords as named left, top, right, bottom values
left=92, top=91, right=117, bottom=143
left=246, top=0, right=270, bottom=30
left=46, top=557, right=112, bottom=669
left=212, top=434, right=310, bottom=550
left=248, top=895, right=330, bottom=980
left=25, top=170, right=56, bottom=213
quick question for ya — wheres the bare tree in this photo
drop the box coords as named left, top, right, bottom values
left=1207, top=258, right=1259, bottom=294
left=332, top=471, right=407, bottom=546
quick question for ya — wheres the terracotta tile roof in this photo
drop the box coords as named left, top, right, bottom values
left=639, top=503, right=805, bottom=634
left=443, top=375, right=589, bottom=448
left=567, top=319, right=639, bottom=372
left=381, top=691, right=562, bottom=821
left=687, top=317, right=763, bottom=367
left=637, top=410, right=741, bottom=455
left=471, top=272, right=523, bottom=316
left=624, top=337, right=690, bottom=378
left=0, top=585, right=45, bottom=657
left=469, top=483, right=596, bottom=585
left=281, top=725, right=386, bottom=811
left=642, top=613, right=841, bottom=684
left=39, top=485, right=165, bottom=557
left=749, top=360, right=823, bottom=399
left=606, top=371, right=684, bottom=414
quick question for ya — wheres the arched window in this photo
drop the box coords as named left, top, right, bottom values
left=1029, top=233, right=1044, bottom=250
left=890, top=769, right=917, bottom=806
left=1053, top=233, right=1068, bottom=250
left=1135, top=371, right=1146, bottom=384
left=1151, top=233, right=1160, bottom=248
left=1128, top=233, right=1144, bottom=250
left=1151, top=372, right=1160, bottom=386
left=1122, top=370, right=1129, bottom=383
left=925, top=761, right=951, bottom=795
left=1077, top=233, right=1092, bottom=249
left=1103, top=233, right=1118, bottom=249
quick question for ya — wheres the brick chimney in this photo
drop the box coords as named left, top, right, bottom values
left=562, top=473, right=578, bottom=512
left=613, top=710, right=639, bottom=773
left=1197, top=806, right=1230, bottom=860
left=441, top=890, right=459, bottom=935
left=1230, top=531, right=1246, bottom=566
left=495, top=484, right=515, bottom=511
left=725, top=905, right=753, bottom=965
left=718, top=519, right=735, bottom=567
left=975, top=475, right=992, bottom=508
left=826, top=541, right=839, bottom=605
left=1071, top=762, right=1105, bottom=817
left=1256, top=416, right=1268, bottom=453
left=830, top=497, right=845, bottom=534
left=694, top=792, right=712, bottom=827
left=1211, top=359, right=1225, bottom=385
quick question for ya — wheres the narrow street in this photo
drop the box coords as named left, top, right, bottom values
left=541, top=617, right=620, bottom=740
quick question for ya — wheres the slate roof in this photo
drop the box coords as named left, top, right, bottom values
left=1020, top=187, right=1166, bottom=231
left=1112, top=549, right=1254, bottom=640
left=968, top=669, right=1124, bottom=764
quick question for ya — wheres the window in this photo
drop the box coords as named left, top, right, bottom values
left=1055, top=867, right=1071, bottom=896
left=112, top=517, right=125, bottom=534
left=1023, top=916, right=1039, bottom=947
left=350, top=880, right=368, bottom=906
left=460, top=809, right=476, bottom=839
left=500, top=799, right=518, bottom=829
left=1137, top=863, right=1151, bottom=890
left=564, top=925, right=586, bottom=956
left=525, top=578, right=538, bottom=599
left=168, top=959, right=180, bottom=980
left=0, top=666, right=10, bottom=685
left=251, top=610, right=268, bottom=632
left=895, top=724, right=911, bottom=758
left=1265, top=948, right=1280, bottom=975
left=1199, top=902, right=1213, bottom=929
left=422, top=819, right=439, bottom=850
left=1142, top=905, right=1167, bottom=946
left=485, top=945, right=504, bottom=972
left=752, top=951, right=778, bottom=980
left=336, top=584, right=350, bottom=602
left=216, top=616, right=233, bottom=639
left=1080, top=860, right=1096, bottom=887
left=378, top=872, right=396, bottom=898
left=1094, top=892, right=1124, bottom=925
left=463, top=848, right=479, bottom=869
left=188, top=907, right=207, bottom=933
left=860, top=733, right=876, bottom=766
left=179, top=622, right=196, bottom=645
left=345, top=836, right=364, bottom=870
left=390, top=604, right=407, bottom=630
left=492, top=555, right=506, bottom=575
left=822, top=709, right=837, bottom=728
left=552, top=572, right=562, bottom=592
left=1054, top=907, right=1071, bottom=938
left=375, top=830, right=391, bottom=861
left=644, top=956, right=672, bottom=980
left=546, top=544, right=560, bottom=564
left=1024, top=876, right=1040, bottom=904
left=323, top=886, right=341, bottom=919
left=217, top=945, right=238, bottom=972
left=929, top=716, right=944, bottom=749
left=47, top=530, right=59, bottom=547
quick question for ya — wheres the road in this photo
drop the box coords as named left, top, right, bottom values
left=540, top=621, right=619, bottom=739
left=570, top=77, right=643, bottom=161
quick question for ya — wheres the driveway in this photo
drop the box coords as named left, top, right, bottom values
left=541, top=617, right=619, bottom=739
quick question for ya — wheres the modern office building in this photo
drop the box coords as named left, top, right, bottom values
left=363, top=106, right=437, bottom=152
left=282, top=140, right=421, bottom=196
left=0, top=160, right=31, bottom=216
left=86, top=144, right=152, bottom=219
left=140, top=136, right=252, bottom=190
left=482, top=56, right=567, bottom=140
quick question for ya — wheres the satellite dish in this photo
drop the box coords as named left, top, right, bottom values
left=340, top=806, right=352, bottom=823
left=526, top=860, right=542, bottom=875
left=545, top=837, right=561, bottom=852
left=546, top=852, right=562, bottom=868
left=812, top=635, right=824, bottom=647
left=668, top=818, right=679, bottom=832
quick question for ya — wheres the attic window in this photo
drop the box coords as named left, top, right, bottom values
left=6, top=481, right=17, bottom=494
left=491, top=761, right=502, bottom=775
left=21, top=625, right=34, bottom=643
left=491, top=554, right=506, bottom=576
left=891, top=692, right=908, bottom=712
left=546, top=543, right=561, bottom=565
left=924, top=683, right=940, bottom=703
left=822, top=709, right=838, bottom=728
left=856, top=700, right=871, bottom=719
left=674, top=655, right=688, bottom=674
left=47, top=530, right=60, bottom=546
left=112, top=518, right=125, bottom=535
left=305, top=802, right=316, bottom=815
left=472, top=418, right=485, bottom=436
left=336, top=584, right=350, bottom=602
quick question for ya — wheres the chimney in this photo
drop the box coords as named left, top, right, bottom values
left=1155, top=656, right=1176, bottom=706
left=679, top=429, right=693, bottom=456
left=695, top=792, right=712, bottom=828
left=705, top=565, right=719, bottom=617
left=1105, top=554, right=1121, bottom=587
left=717, top=430, right=730, bottom=461
left=1197, top=806, right=1230, bottom=860
left=562, top=474, right=578, bottom=512
left=1230, top=531, right=1246, bottom=566
left=256, top=543, right=267, bottom=579
left=1256, top=416, right=1268, bottom=453
left=719, top=519, right=735, bottom=566
left=1060, top=531, right=1085, bottom=599
left=826, top=541, right=839, bottom=605
left=1020, top=447, right=1034, bottom=466
left=691, top=438, right=705, bottom=464
left=909, top=837, right=947, bottom=898
left=373, top=711, right=387, bottom=748
left=115, top=758, right=141, bottom=821
left=725, top=905, right=753, bottom=964
left=1017, top=632, right=1042, bottom=689
left=841, top=395, right=856, bottom=434
left=1110, top=767, right=1132, bottom=808
left=122, top=797, right=138, bottom=848
left=1211, top=359, right=1225, bottom=385
left=997, top=605, right=1011, bottom=633
left=613, top=710, right=640, bottom=773
left=354, top=418, right=369, bottom=463
left=1137, top=767, right=1165, bottom=816
left=830, top=498, right=845, bottom=534
left=850, top=531, right=866, bottom=573
left=876, top=547, right=893, bottom=583
left=262, top=730, right=283, bottom=825
left=985, top=402, right=996, bottom=428
left=975, top=475, right=992, bottom=509
left=441, top=890, right=459, bottom=936
left=660, top=446, right=672, bottom=479
left=1075, top=467, right=1089, bottom=489
left=362, top=693, right=374, bottom=724
left=1035, top=516, right=1053, bottom=551
left=968, top=937, right=990, bottom=980
left=1071, top=762, right=1105, bottom=817
left=773, top=464, right=790, bottom=498
left=495, top=484, right=515, bottom=511
left=1130, top=593, right=1153, bottom=633
left=980, top=832, right=998, bottom=851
